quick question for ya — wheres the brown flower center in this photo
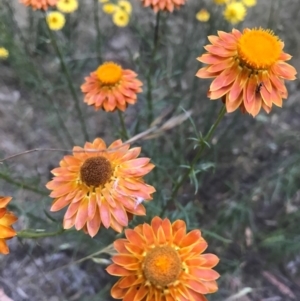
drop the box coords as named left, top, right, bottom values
left=80, top=157, right=112, bottom=187
left=143, top=246, right=181, bottom=288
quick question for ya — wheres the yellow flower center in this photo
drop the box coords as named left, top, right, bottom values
left=80, top=157, right=112, bottom=187
left=143, top=246, right=181, bottom=288
left=96, top=62, right=122, bottom=85
left=237, top=28, right=282, bottom=70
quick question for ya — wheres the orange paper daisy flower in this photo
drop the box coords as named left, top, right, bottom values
left=0, top=196, right=18, bottom=255
left=107, top=216, right=220, bottom=301
left=196, top=28, right=297, bottom=117
left=141, top=0, right=186, bottom=13
left=81, top=62, right=143, bottom=112
left=46, top=138, right=155, bottom=237
left=20, top=0, right=58, bottom=10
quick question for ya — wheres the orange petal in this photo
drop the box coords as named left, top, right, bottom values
left=118, top=275, right=139, bottom=288
left=226, top=94, right=242, bottom=113
left=161, top=218, right=172, bottom=242
left=0, top=212, right=18, bottom=226
left=157, top=226, right=166, bottom=244
left=124, top=242, right=144, bottom=256
left=88, top=194, right=97, bottom=220
left=172, top=219, right=186, bottom=234
left=204, top=45, right=235, bottom=57
left=113, top=254, right=139, bottom=266
left=0, top=196, right=12, bottom=208
left=63, top=215, right=76, bottom=229
left=0, top=224, right=16, bottom=239
left=75, top=199, right=89, bottom=230
left=125, top=229, right=145, bottom=246
left=49, top=182, right=75, bottom=198
left=0, top=209, right=6, bottom=219
left=87, top=207, right=101, bottom=237
left=203, top=280, right=218, bottom=293
left=124, top=286, right=138, bottom=301
left=64, top=202, right=80, bottom=220
left=151, top=216, right=162, bottom=236
left=185, top=257, right=206, bottom=267
left=184, top=278, right=208, bottom=294
left=111, top=279, right=128, bottom=298
left=50, top=196, right=72, bottom=212
left=196, top=67, right=218, bottom=79
left=189, top=267, right=220, bottom=281
left=114, top=239, right=128, bottom=253
left=142, top=223, right=156, bottom=245
left=0, top=239, right=9, bottom=254
left=111, top=204, right=128, bottom=227
left=272, top=61, right=297, bottom=80
left=197, top=54, right=225, bottom=65
left=180, top=230, right=202, bottom=248
left=106, top=263, right=133, bottom=276
left=99, top=200, right=111, bottom=229
left=200, top=254, right=220, bottom=268
left=133, top=285, right=148, bottom=301
left=173, top=227, right=186, bottom=246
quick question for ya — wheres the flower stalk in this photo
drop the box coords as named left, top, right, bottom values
left=161, top=105, right=226, bottom=215
left=17, top=228, right=65, bottom=239
left=44, top=15, right=89, bottom=141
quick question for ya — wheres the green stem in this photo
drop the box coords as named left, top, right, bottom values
left=4, top=2, right=74, bottom=146
left=0, top=172, right=48, bottom=196
left=161, top=105, right=226, bottom=215
left=44, top=16, right=89, bottom=142
left=93, top=0, right=102, bottom=64
left=146, top=11, right=161, bottom=125
left=17, top=228, right=65, bottom=238
left=117, top=110, right=129, bottom=140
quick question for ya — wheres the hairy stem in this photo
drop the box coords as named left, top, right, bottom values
left=45, top=16, right=89, bottom=141
left=161, top=105, right=227, bottom=215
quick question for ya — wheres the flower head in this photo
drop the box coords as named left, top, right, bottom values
left=46, top=11, right=66, bottom=31
left=242, top=0, right=256, bottom=7
left=196, top=28, right=297, bottom=117
left=113, top=9, right=130, bottom=27
left=0, top=196, right=18, bottom=255
left=81, top=62, right=143, bottom=112
left=103, top=3, right=118, bottom=14
left=141, top=0, right=186, bottom=13
left=118, top=0, right=132, bottom=14
left=56, top=0, right=78, bottom=13
left=223, top=2, right=246, bottom=24
left=107, top=216, right=220, bottom=301
left=196, top=9, right=210, bottom=22
left=20, top=0, right=57, bottom=10
left=46, top=138, right=155, bottom=237
left=0, top=47, right=9, bottom=59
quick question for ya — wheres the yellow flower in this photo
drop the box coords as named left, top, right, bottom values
left=213, top=0, right=228, bottom=4
left=118, top=0, right=132, bottom=14
left=112, top=9, right=129, bottom=27
left=46, top=11, right=66, bottom=31
left=56, top=0, right=78, bottom=13
left=103, top=3, right=118, bottom=14
left=99, top=0, right=109, bottom=2
left=0, top=47, right=9, bottom=59
left=196, top=9, right=210, bottom=22
left=223, top=2, right=246, bottom=24
left=242, top=0, right=256, bottom=6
